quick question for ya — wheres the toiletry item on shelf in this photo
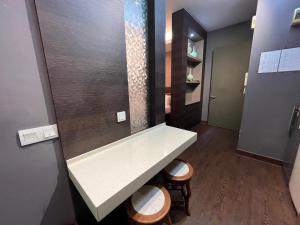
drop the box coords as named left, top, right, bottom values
left=187, top=42, right=192, bottom=55
left=190, top=46, right=198, bottom=58
left=187, top=68, right=194, bottom=81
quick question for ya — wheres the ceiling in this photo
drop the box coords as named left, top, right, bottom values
left=166, top=0, right=258, bottom=36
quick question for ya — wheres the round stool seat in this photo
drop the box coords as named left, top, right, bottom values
left=127, top=185, right=171, bottom=224
left=164, top=159, right=193, bottom=182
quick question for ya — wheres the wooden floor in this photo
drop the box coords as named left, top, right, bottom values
left=171, top=125, right=300, bottom=225
left=82, top=124, right=299, bottom=225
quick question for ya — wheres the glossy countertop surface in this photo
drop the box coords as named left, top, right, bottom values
left=67, top=123, right=197, bottom=221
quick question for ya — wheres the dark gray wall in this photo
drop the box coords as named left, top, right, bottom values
left=238, top=0, right=300, bottom=160
left=202, top=21, right=254, bottom=121
left=0, top=0, right=75, bottom=224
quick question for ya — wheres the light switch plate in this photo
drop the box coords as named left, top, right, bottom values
left=292, top=8, right=300, bottom=27
left=117, top=111, right=126, bottom=122
left=18, top=124, right=59, bottom=146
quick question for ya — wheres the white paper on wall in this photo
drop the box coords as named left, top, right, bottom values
left=258, top=50, right=282, bottom=73
left=278, top=47, right=300, bottom=72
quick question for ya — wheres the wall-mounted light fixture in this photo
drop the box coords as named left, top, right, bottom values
left=292, top=8, right=300, bottom=27
left=190, top=33, right=195, bottom=38
left=165, top=31, right=173, bottom=43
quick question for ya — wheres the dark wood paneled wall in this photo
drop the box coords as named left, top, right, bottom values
left=35, top=0, right=131, bottom=159
left=148, top=0, right=166, bottom=126
left=170, top=9, right=207, bottom=129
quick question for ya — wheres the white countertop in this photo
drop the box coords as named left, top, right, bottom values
left=67, top=123, right=197, bottom=221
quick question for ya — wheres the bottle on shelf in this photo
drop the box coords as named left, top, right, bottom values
left=187, top=68, right=194, bottom=81
left=187, top=42, right=192, bottom=55
left=190, top=46, right=198, bottom=58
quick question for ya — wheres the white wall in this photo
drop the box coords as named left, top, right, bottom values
left=0, top=1, right=75, bottom=224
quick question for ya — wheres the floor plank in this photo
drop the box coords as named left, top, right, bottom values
left=171, top=125, right=300, bottom=225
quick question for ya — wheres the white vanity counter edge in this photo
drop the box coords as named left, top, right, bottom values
left=67, top=123, right=197, bottom=221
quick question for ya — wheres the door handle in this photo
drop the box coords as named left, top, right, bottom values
left=288, top=106, right=300, bottom=136
left=210, top=96, right=216, bottom=100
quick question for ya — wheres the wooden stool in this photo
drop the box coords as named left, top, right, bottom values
left=163, top=159, right=193, bottom=216
left=126, top=185, right=172, bottom=225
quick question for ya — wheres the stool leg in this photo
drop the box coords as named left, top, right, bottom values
left=186, top=181, right=191, bottom=198
left=128, top=218, right=135, bottom=225
left=180, top=184, right=185, bottom=197
left=184, top=182, right=191, bottom=216
left=165, top=213, right=173, bottom=225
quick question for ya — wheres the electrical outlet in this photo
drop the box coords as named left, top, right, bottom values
left=117, top=111, right=126, bottom=122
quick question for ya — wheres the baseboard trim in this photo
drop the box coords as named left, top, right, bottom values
left=200, top=121, right=208, bottom=125
left=236, top=148, right=283, bottom=166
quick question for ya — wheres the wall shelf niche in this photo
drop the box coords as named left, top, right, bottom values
left=186, top=80, right=201, bottom=85
left=187, top=55, right=202, bottom=67
left=170, top=9, right=207, bottom=129
left=185, top=37, right=204, bottom=106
